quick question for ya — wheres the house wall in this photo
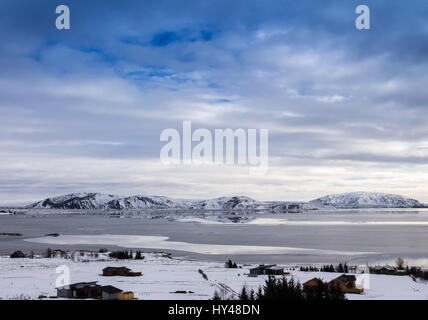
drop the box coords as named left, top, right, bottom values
left=102, top=292, right=119, bottom=300
left=57, top=288, right=71, bottom=298
left=118, top=292, right=134, bottom=300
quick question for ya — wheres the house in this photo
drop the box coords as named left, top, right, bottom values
left=328, top=274, right=363, bottom=294
left=373, top=265, right=396, bottom=274
left=101, top=285, right=123, bottom=300
left=264, top=266, right=286, bottom=275
left=57, top=282, right=133, bottom=300
left=102, top=266, right=142, bottom=277
left=249, top=264, right=274, bottom=275
left=10, top=250, right=26, bottom=258
left=57, top=281, right=102, bottom=299
left=287, top=204, right=301, bottom=213
left=249, top=264, right=285, bottom=276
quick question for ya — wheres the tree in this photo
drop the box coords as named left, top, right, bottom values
left=212, top=290, right=222, bottom=300
left=249, top=289, right=256, bottom=301
left=257, top=276, right=304, bottom=300
left=239, top=286, right=249, bottom=300
left=344, top=262, right=349, bottom=273
left=225, top=259, right=238, bottom=268
left=396, top=257, right=406, bottom=270
left=135, top=251, right=144, bottom=260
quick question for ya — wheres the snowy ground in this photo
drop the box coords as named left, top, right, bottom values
left=0, top=251, right=427, bottom=300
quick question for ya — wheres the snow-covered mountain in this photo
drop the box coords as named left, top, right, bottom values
left=309, top=192, right=427, bottom=209
left=191, top=196, right=259, bottom=210
left=28, top=191, right=427, bottom=210
left=29, top=193, right=120, bottom=209
left=104, top=195, right=192, bottom=210
left=27, top=194, right=265, bottom=211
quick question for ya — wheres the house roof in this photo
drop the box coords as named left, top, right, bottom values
left=250, top=264, right=276, bottom=270
left=57, top=281, right=98, bottom=289
left=334, top=274, right=356, bottom=283
left=102, top=285, right=123, bottom=294
left=303, top=278, right=323, bottom=286
left=374, top=265, right=395, bottom=271
left=77, top=285, right=102, bottom=291
left=103, top=266, right=130, bottom=272
left=71, top=281, right=98, bottom=286
left=266, top=266, right=284, bottom=271
left=10, top=250, right=26, bottom=257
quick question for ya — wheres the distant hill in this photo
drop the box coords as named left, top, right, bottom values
left=28, top=193, right=267, bottom=210
left=27, top=191, right=427, bottom=210
left=309, top=192, right=427, bottom=209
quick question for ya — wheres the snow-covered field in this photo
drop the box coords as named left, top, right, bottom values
left=0, top=252, right=427, bottom=300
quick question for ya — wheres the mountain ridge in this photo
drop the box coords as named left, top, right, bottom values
left=27, top=191, right=428, bottom=210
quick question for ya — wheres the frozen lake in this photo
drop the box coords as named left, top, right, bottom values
left=1, top=208, right=428, bottom=265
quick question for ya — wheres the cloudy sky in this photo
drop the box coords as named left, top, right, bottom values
left=1, top=0, right=428, bottom=205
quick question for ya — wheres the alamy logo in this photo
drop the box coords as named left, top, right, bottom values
left=160, top=121, right=269, bottom=175
left=55, top=265, right=70, bottom=288
left=355, top=265, right=371, bottom=290
left=55, top=5, right=70, bottom=30
left=355, top=5, right=370, bottom=30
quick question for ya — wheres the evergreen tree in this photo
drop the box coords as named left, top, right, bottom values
left=249, top=289, right=256, bottom=301
left=135, top=251, right=144, bottom=260
left=257, top=287, right=263, bottom=300
left=225, top=259, right=238, bottom=268
left=212, top=290, right=222, bottom=300
left=239, top=286, right=249, bottom=300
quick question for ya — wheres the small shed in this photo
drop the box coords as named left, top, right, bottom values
left=102, top=285, right=123, bottom=300
left=10, top=250, right=26, bottom=258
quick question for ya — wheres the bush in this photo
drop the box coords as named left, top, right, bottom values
left=198, top=269, right=208, bottom=280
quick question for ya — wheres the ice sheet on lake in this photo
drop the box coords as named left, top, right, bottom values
left=246, top=218, right=428, bottom=226
left=25, top=234, right=374, bottom=256
left=178, top=217, right=428, bottom=226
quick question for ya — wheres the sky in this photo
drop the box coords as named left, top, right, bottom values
left=1, top=0, right=428, bottom=205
